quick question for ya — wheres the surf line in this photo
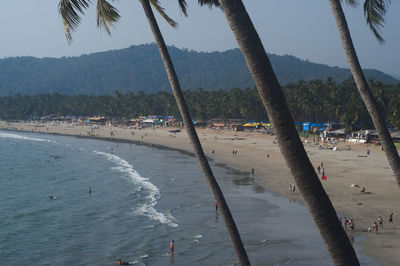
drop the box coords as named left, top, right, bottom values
left=0, top=132, right=55, bottom=143
left=94, top=151, right=178, bottom=228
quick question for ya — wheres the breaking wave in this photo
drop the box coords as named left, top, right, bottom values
left=94, top=151, right=178, bottom=227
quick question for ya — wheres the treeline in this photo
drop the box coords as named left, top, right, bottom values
left=0, top=78, right=399, bottom=131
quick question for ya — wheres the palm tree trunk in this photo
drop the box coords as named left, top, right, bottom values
left=139, top=0, right=250, bottom=265
left=217, top=0, right=359, bottom=265
left=329, top=0, right=400, bottom=185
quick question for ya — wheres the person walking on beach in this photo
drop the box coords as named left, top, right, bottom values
left=169, top=240, right=174, bottom=255
left=378, top=216, right=384, bottom=228
left=372, top=222, right=378, bottom=233
left=88, top=187, right=92, bottom=194
left=317, top=166, right=320, bottom=174
left=349, top=219, right=355, bottom=231
left=389, top=213, right=394, bottom=225
left=251, top=168, right=255, bottom=177
left=215, top=201, right=218, bottom=211
left=343, top=217, right=349, bottom=229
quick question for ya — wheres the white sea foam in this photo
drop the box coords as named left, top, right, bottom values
left=94, top=151, right=178, bottom=227
left=193, top=234, right=203, bottom=239
left=0, top=132, right=55, bottom=143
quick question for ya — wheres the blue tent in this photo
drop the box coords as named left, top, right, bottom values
left=311, top=123, right=325, bottom=127
left=303, top=122, right=311, bottom=131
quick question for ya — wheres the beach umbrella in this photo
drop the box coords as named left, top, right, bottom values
left=243, top=123, right=254, bottom=127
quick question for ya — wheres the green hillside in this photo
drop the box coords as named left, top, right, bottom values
left=0, top=43, right=397, bottom=96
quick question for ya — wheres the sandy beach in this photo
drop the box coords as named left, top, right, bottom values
left=2, top=120, right=399, bottom=265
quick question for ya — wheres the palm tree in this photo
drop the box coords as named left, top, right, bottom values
left=329, top=0, right=400, bottom=184
left=58, top=0, right=250, bottom=264
left=204, top=0, right=360, bottom=264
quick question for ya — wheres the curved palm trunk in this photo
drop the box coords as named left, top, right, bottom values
left=139, top=0, right=250, bottom=265
left=217, top=0, right=359, bottom=265
left=329, top=0, right=400, bottom=185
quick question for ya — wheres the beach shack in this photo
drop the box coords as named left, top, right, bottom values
left=347, top=130, right=370, bottom=143
left=391, top=132, right=400, bottom=143
left=326, top=129, right=347, bottom=139
left=89, top=116, right=106, bottom=125
left=367, top=130, right=400, bottom=143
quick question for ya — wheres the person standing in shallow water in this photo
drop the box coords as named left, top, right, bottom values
left=215, top=201, right=218, bottom=211
left=169, top=240, right=174, bottom=254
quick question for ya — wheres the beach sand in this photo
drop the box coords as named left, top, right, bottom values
left=2, top=121, right=399, bottom=265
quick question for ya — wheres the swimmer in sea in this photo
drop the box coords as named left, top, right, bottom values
left=169, top=240, right=174, bottom=254
left=115, top=259, right=129, bottom=265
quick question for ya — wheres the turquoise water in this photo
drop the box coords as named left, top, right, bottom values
left=0, top=130, right=376, bottom=265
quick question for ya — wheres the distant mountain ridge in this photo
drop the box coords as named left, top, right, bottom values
left=0, top=43, right=397, bottom=96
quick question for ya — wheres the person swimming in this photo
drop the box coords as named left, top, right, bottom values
left=115, top=258, right=129, bottom=265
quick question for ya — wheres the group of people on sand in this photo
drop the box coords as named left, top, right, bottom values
left=342, top=217, right=355, bottom=231
left=342, top=213, right=394, bottom=235
left=232, top=150, right=238, bottom=155
left=371, top=213, right=393, bottom=234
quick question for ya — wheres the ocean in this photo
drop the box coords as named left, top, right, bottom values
left=0, top=130, right=376, bottom=265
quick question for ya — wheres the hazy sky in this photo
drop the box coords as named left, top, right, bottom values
left=1, top=0, right=399, bottom=77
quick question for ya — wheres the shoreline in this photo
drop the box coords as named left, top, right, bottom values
left=2, top=121, right=399, bottom=265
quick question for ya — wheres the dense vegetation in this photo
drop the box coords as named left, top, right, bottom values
left=1, top=78, right=399, bottom=131
left=0, top=44, right=398, bottom=97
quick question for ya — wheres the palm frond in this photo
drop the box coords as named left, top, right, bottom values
left=149, top=0, right=177, bottom=27
left=96, top=0, right=120, bottom=34
left=341, top=0, right=359, bottom=7
left=197, top=0, right=220, bottom=7
left=178, top=0, right=188, bottom=16
left=364, top=0, right=391, bottom=44
left=58, top=0, right=91, bottom=44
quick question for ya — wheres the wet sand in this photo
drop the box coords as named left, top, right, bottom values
left=2, top=121, right=399, bottom=265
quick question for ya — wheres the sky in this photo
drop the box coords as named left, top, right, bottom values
left=0, top=0, right=399, bottom=77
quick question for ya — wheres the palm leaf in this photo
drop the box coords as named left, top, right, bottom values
left=148, top=0, right=177, bottom=27
left=178, top=0, right=188, bottom=16
left=363, top=0, right=392, bottom=44
left=145, top=0, right=175, bottom=27
left=197, top=0, right=220, bottom=7
left=58, top=0, right=91, bottom=44
left=96, top=0, right=121, bottom=34
left=342, top=0, right=359, bottom=7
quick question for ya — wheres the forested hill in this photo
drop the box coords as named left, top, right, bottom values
left=0, top=43, right=397, bottom=96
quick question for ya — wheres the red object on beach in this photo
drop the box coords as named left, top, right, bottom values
left=322, top=174, right=327, bottom=180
